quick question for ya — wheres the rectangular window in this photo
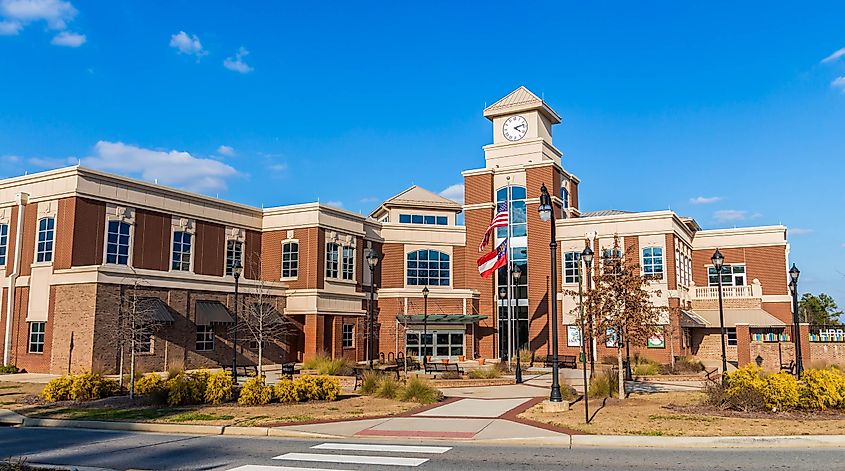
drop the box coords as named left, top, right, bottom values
left=399, top=214, right=449, bottom=225
left=105, top=220, right=131, bottom=265
left=399, top=214, right=411, bottom=223
left=0, top=223, right=7, bottom=266
left=411, top=215, right=424, bottom=224
left=727, top=328, right=737, bottom=346
left=196, top=325, right=214, bottom=351
left=225, top=240, right=243, bottom=276
left=342, top=246, right=354, bottom=280
left=342, top=324, right=354, bottom=348
left=563, top=251, right=580, bottom=284
left=28, top=322, right=45, bottom=353
left=642, top=246, right=663, bottom=279
left=436, top=216, right=447, bottom=225
left=325, top=242, right=339, bottom=279
left=282, top=241, right=299, bottom=278
left=172, top=231, right=192, bottom=271
left=36, top=217, right=55, bottom=263
left=135, top=332, right=152, bottom=353
left=708, top=265, right=746, bottom=287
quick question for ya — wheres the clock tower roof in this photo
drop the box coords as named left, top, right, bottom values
left=483, top=86, right=561, bottom=124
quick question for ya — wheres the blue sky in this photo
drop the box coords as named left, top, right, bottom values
left=1, top=1, right=843, bottom=303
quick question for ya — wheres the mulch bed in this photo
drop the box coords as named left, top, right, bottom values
left=665, top=402, right=845, bottom=420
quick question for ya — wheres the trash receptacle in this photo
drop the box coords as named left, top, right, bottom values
left=282, top=362, right=295, bottom=377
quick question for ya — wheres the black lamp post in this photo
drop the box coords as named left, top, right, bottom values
left=711, top=249, right=728, bottom=380
left=538, top=183, right=562, bottom=402
left=579, top=245, right=594, bottom=423
left=498, top=286, right=508, bottom=365
left=422, top=285, right=429, bottom=366
left=231, top=260, right=242, bottom=384
left=789, top=263, right=803, bottom=377
left=512, top=264, right=523, bottom=384
left=366, top=250, right=380, bottom=368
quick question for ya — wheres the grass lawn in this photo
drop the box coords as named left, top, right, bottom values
left=520, top=391, right=845, bottom=436
left=1, top=380, right=418, bottom=427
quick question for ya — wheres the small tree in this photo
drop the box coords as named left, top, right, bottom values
left=235, top=257, right=291, bottom=373
left=575, top=237, right=664, bottom=399
left=799, top=293, right=842, bottom=326
left=116, top=274, right=166, bottom=399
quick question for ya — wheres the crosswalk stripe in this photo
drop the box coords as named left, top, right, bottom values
left=228, top=466, right=354, bottom=471
left=312, top=443, right=452, bottom=454
left=273, top=452, right=428, bottom=467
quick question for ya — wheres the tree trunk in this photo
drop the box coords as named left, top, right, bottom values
left=257, top=335, right=264, bottom=375
left=118, top=343, right=124, bottom=388
left=129, top=341, right=136, bottom=399
left=617, top=346, right=625, bottom=399
left=668, top=327, right=676, bottom=372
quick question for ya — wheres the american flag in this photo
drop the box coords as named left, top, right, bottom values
left=479, top=201, right=509, bottom=252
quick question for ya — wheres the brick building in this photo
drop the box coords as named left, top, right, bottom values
left=0, top=86, right=799, bottom=374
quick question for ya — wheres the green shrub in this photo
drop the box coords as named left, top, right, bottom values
left=468, top=366, right=501, bottom=379
left=205, top=370, right=234, bottom=405
left=238, top=375, right=273, bottom=406
left=68, top=372, right=119, bottom=401
left=0, top=365, right=19, bottom=374
left=589, top=369, right=618, bottom=399
left=799, top=368, right=845, bottom=410
left=303, top=354, right=354, bottom=376
left=375, top=376, right=401, bottom=399
left=398, top=377, right=442, bottom=404
left=42, top=375, right=74, bottom=402
left=274, top=377, right=299, bottom=403
left=134, top=373, right=166, bottom=397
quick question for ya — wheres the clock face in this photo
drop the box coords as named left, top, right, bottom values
left=503, top=115, right=528, bottom=141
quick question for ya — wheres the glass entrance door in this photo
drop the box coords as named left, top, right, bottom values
left=406, top=330, right=464, bottom=359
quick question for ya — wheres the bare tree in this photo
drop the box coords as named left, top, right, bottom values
left=235, top=257, right=291, bottom=373
left=115, top=274, right=167, bottom=398
left=574, top=236, right=665, bottom=399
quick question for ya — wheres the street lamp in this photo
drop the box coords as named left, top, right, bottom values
left=711, top=249, right=728, bottom=380
left=579, top=245, right=594, bottom=423
left=366, top=250, right=380, bottom=368
left=498, top=286, right=508, bottom=365
left=422, top=285, right=430, bottom=366
left=231, top=260, right=243, bottom=384
left=512, top=264, right=523, bottom=384
left=538, top=183, right=562, bottom=402
left=789, top=263, right=803, bottom=377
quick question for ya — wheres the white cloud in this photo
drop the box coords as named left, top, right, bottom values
left=832, top=76, right=845, bottom=92
left=223, top=46, right=253, bottom=73
left=324, top=200, right=344, bottom=208
left=439, top=183, right=464, bottom=204
left=50, top=30, right=84, bottom=47
left=80, top=141, right=237, bottom=193
left=790, top=228, right=813, bottom=236
left=0, top=0, right=77, bottom=30
left=689, top=196, right=722, bottom=205
left=268, top=162, right=287, bottom=173
left=359, top=196, right=380, bottom=203
left=822, top=47, right=845, bottom=64
left=1, top=154, right=22, bottom=164
left=217, top=145, right=235, bottom=156
left=0, top=19, right=21, bottom=35
left=713, top=209, right=749, bottom=223
left=169, top=31, right=207, bottom=59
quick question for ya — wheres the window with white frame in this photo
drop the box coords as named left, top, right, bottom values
left=342, top=246, right=354, bottom=280
left=406, top=249, right=450, bottom=286
left=708, top=264, right=746, bottom=287
left=675, top=242, right=692, bottom=288
left=36, top=217, right=55, bottom=263
left=642, top=246, right=664, bottom=279
left=28, top=322, right=45, bottom=353
left=105, top=220, right=131, bottom=265
left=282, top=241, right=299, bottom=278
left=342, top=324, right=354, bottom=348
left=561, top=187, right=569, bottom=209
left=172, top=231, right=192, bottom=271
left=727, top=328, right=737, bottom=346
left=0, top=223, right=7, bottom=266
left=325, top=242, right=339, bottom=279
left=135, top=332, right=152, bottom=353
left=196, top=325, right=214, bottom=351
left=398, top=214, right=448, bottom=225
left=563, top=251, right=580, bottom=284
left=225, top=240, right=243, bottom=276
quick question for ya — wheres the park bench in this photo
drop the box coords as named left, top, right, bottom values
left=423, top=362, right=463, bottom=374
left=223, top=364, right=259, bottom=378
left=543, top=355, right=578, bottom=369
left=780, top=360, right=796, bottom=375
left=353, top=365, right=401, bottom=390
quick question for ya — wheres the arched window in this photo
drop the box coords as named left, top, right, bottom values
left=407, top=249, right=450, bottom=286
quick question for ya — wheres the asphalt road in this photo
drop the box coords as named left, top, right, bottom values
left=0, top=426, right=841, bottom=471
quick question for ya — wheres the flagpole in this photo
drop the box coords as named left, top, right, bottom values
left=506, top=179, right=514, bottom=368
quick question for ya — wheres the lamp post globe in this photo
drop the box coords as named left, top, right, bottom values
left=231, top=260, right=242, bottom=384
left=366, top=251, right=380, bottom=368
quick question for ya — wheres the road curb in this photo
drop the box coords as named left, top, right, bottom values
left=223, top=426, right=270, bottom=436
left=570, top=434, right=845, bottom=448
left=21, top=417, right=224, bottom=435
left=0, top=409, right=25, bottom=425
left=267, top=428, right=345, bottom=439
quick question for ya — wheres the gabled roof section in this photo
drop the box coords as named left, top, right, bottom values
left=370, top=185, right=462, bottom=218
left=483, top=86, right=562, bottom=123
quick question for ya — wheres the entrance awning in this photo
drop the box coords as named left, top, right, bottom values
left=683, top=308, right=786, bottom=328
left=196, top=301, right=234, bottom=325
left=138, top=298, right=175, bottom=324
left=396, top=314, right=488, bottom=324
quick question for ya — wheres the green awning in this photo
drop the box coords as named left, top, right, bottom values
left=396, top=314, right=488, bottom=324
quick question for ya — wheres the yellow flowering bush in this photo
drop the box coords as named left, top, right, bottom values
left=41, top=375, right=74, bottom=402
left=204, top=370, right=234, bottom=405
left=273, top=377, right=298, bottom=403
left=762, top=372, right=800, bottom=410
left=799, top=368, right=845, bottom=410
left=134, top=373, right=166, bottom=397
left=238, top=375, right=273, bottom=406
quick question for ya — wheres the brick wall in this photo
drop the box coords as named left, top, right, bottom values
left=133, top=209, right=170, bottom=271
left=664, top=234, right=677, bottom=290
left=18, top=204, right=36, bottom=277
left=692, top=245, right=788, bottom=295
left=194, top=221, right=225, bottom=277
left=381, top=243, right=404, bottom=289
left=51, top=283, right=97, bottom=374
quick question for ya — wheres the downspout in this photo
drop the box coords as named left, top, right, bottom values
left=4, top=192, right=29, bottom=366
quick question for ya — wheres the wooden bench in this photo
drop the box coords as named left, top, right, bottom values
left=353, top=365, right=401, bottom=390
left=543, top=355, right=578, bottom=369
left=223, top=364, right=259, bottom=378
left=423, top=362, right=463, bottom=374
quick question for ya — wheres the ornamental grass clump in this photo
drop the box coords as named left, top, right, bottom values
left=398, top=377, right=442, bottom=404
left=468, top=366, right=501, bottom=379
left=303, top=353, right=354, bottom=376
